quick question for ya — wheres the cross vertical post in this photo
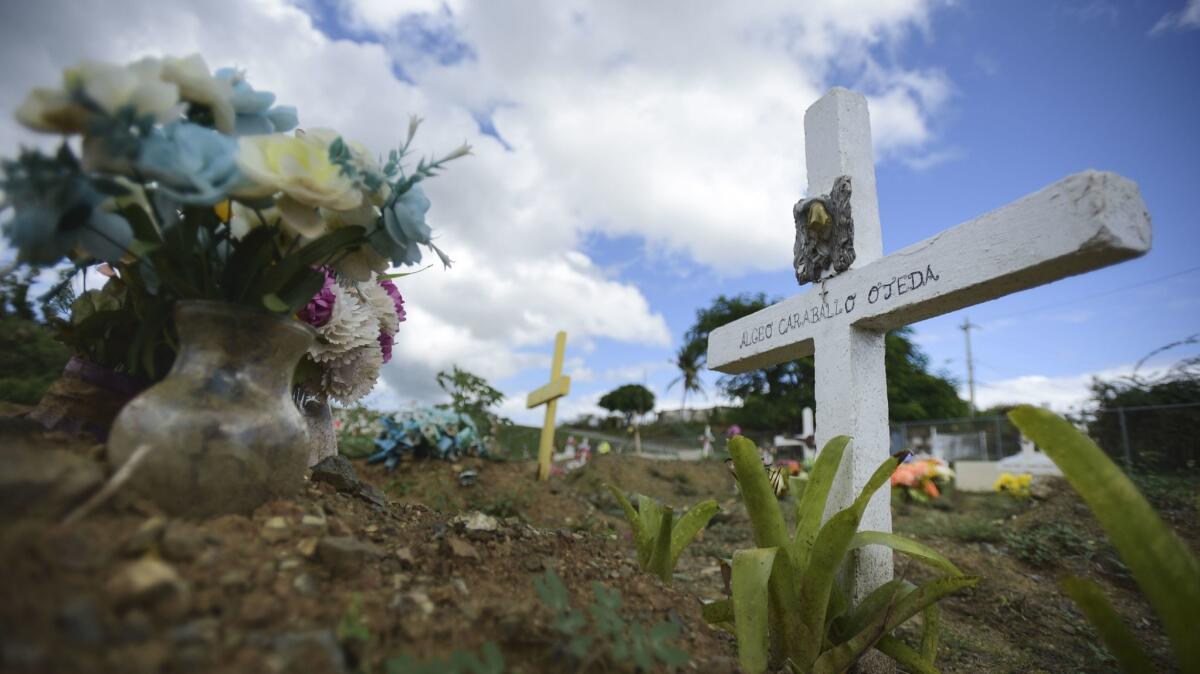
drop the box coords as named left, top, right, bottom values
left=804, top=89, right=892, bottom=607
left=527, top=331, right=570, bottom=481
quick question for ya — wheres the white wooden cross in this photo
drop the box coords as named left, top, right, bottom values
left=707, top=87, right=1150, bottom=606
left=527, top=331, right=571, bottom=481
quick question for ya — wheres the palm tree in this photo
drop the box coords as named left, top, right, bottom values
left=666, top=342, right=706, bottom=414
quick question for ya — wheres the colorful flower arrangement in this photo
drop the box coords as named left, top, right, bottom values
left=993, top=472, right=1033, bottom=498
left=1, top=54, right=467, bottom=380
left=368, top=407, right=485, bottom=468
left=294, top=267, right=405, bottom=404
left=891, top=455, right=955, bottom=502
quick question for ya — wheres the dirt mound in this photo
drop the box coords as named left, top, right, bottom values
left=0, top=428, right=736, bottom=673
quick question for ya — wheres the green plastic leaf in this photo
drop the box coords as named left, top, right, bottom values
left=795, top=453, right=903, bottom=666
left=1009, top=406, right=1200, bottom=671
left=791, top=436, right=850, bottom=574
left=606, top=484, right=649, bottom=557
left=669, top=499, right=719, bottom=569
left=1060, top=575, right=1155, bottom=674
left=647, top=506, right=675, bottom=583
left=848, top=531, right=961, bottom=575
left=729, top=436, right=804, bottom=664
left=261, top=293, right=289, bottom=313
left=732, top=547, right=778, bottom=674
left=701, top=598, right=734, bottom=627
left=812, top=575, right=977, bottom=674
left=920, top=604, right=941, bottom=664
left=875, top=635, right=940, bottom=674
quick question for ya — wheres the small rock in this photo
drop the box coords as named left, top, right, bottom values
left=239, top=593, right=278, bottom=627
left=458, top=469, right=478, bottom=487
left=261, top=516, right=290, bottom=543
left=161, top=521, right=207, bottom=562
left=106, top=558, right=190, bottom=619
left=219, top=570, right=251, bottom=591
left=454, top=511, right=498, bottom=532
left=316, top=536, right=383, bottom=575
left=56, top=597, right=104, bottom=644
left=270, top=630, right=348, bottom=674
left=445, top=536, right=478, bottom=559
left=0, top=447, right=104, bottom=518
left=168, top=617, right=219, bottom=645
left=451, top=578, right=469, bottom=595
left=125, top=517, right=167, bottom=555
left=292, top=573, right=318, bottom=596
left=296, top=537, right=320, bottom=558
left=301, top=514, right=326, bottom=528
left=393, top=546, right=416, bottom=567
left=355, top=483, right=388, bottom=508
left=310, top=456, right=359, bottom=492
left=279, top=558, right=301, bottom=571
left=405, top=591, right=435, bottom=616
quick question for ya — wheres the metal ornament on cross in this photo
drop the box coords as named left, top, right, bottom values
left=526, top=331, right=571, bottom=481
left=706, top=87, right=1150, bottom=628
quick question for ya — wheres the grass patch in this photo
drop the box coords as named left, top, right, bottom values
left=1005, top=522, right=1094, bottom=567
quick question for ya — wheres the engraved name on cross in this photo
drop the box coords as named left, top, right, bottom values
left=706, top=87, right=1151, bottom=611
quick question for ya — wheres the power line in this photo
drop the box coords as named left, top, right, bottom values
left=985, top=264, right=1200, bottom=322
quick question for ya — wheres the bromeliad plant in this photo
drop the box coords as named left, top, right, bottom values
left=1008, top=406, right=1200, bottom=673
left=703, top=435, right=977, bottom=674
left=2, top=54, right=467, bottom=378
left=605, top=485, right=718, bottom=584
left=368, top=407, right=485, bottom=468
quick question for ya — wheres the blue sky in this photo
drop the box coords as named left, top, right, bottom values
left=1, top=0, right=1197, bottom=423
left=478, top=1, right=1200, bottom=420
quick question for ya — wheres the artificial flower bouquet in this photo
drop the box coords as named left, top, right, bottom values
left=891, top=454, right=955, bottom=501
left=993, top=471, right=1033, bottom=498
left=1, top=54, right=467, bottom=384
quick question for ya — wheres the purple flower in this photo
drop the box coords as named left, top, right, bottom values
left=378, top=330, right=394, bottom=364
left=378, top=278, right=406, bottom=323
left=299, top=267, right=337, bottom=328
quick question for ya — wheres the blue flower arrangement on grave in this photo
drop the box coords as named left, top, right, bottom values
left=367, top=407, right=486, bottom=468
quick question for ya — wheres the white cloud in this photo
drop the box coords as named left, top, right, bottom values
left=1150, top=0, right=1200, bottom=34
left=0, top=0, right=955, bottom=409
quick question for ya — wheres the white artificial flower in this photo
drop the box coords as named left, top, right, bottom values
left=355, top=278, right=399, bottom=334
left=16, top=57, right=182, bottom=134
left=160, top=54, right=236, bottom=134
left=307, top=281, right=376, bottom=363
left=322, top=344, right=383, bottom=404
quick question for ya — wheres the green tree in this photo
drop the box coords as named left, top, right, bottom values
left=436, top=366, right=511, bottom=446
left=683, top=293, right=967, bottom=431
left=666, top=341, right=706, bottom=411
left=1087, top=340, right=1199, bottom=472
left=599, top=383, right=656, bottom=453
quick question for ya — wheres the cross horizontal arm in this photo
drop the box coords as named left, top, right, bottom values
left=708, top=170, right=1150, bottom=374
left=526, top=376, right=571, bottom=408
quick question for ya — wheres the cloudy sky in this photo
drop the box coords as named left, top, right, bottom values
left=2, top=0, right=1198, bottom=423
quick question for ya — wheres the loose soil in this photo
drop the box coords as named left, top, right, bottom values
left=2, top=415, right=1198, bottom=673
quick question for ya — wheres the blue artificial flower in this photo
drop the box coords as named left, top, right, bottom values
left=1, top=148, right=132, bottom=265
left=374, top=184, right=451, bottom=268
left=135, top=122, right=240, bottom=205
left=215, top=68, right=299, bottom=136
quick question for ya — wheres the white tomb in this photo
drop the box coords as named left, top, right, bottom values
left=706, top=87, right=1151, bottom=612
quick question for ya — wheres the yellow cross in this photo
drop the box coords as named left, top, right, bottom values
left=526, top=331, right=570, bottom=481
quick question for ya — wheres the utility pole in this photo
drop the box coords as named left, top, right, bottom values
left=960, top=317, right=979, bottom=416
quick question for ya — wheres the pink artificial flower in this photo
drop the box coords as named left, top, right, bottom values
left=299, top=267, right=337, bottom=328
left=378, top=330, right=394, bottom=364
left=378, top=277, right=406, bottom=324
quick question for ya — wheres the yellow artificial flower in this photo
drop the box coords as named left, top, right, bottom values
left=235, top=129, right=363, bottom=238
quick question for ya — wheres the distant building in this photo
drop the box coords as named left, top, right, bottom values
left=655, top=406, right=734, bottom=423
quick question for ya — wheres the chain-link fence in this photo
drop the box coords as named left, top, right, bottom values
left=890, top=402, right=1200, bottom=473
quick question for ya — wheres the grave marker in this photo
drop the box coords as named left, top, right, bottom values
left=527, top=331, right=571, bottom=480
left=707, top=88, right=1150, bottom=609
